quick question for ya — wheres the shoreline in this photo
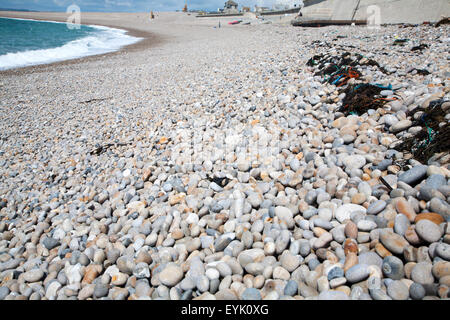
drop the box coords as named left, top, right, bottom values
left=0, top=11, right=165, bottom=75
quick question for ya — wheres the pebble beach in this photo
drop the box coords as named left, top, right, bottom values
left=0, top=12, right=449, bottom=300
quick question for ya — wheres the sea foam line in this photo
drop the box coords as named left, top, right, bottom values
left=0, top=17, right=142, bottom=70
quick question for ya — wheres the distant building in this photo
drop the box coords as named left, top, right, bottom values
left=242, top=6, right=251, bottom=12
left=224, top=0, right=239, bottom=13
left=255, top=5, right=270, bottom=13
left=273, top=0, right=304, bottom=10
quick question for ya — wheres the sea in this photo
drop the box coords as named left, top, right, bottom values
left=0, top=17, right=141, bottom=70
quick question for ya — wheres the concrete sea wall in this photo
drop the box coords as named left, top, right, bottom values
left=301, top=0, right=450, bottom=24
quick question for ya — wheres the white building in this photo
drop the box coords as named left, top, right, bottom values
left=273, top=0, right=304, bottom=10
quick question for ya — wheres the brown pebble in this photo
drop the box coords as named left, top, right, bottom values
left=403, top=246, right=417, bottom=262
left=404, top=262, right=417, bottom=279
left=375, top=243, right=392, bottom=258
left=343, top=252, right=358, bottom=272
left=414, top=213, right=445, bottom=225
left=437, top=285, right=449, bottom=299
left=171, top=228, right=184, bottom=240
left=405, top=226, right=422, bottom=246
left=82, top=264, right=101, bottom=285
left=344, top=239, right=358, bottom=255
left=345, top=221, right=358, bottom=239
left=351, top=193, right=366, bottom=204
left=395, top=198, right=417, bottom=222
left=432, top=261, right=450, bottom=279
left=326, top=250, right=339, bottom=263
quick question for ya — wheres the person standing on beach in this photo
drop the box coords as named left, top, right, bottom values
left=297, top=0, right=304, bottom=16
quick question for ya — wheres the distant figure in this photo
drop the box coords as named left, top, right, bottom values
left=150, top=11, right=155, bottom=19
left=297, top=0, right=304, bottom=17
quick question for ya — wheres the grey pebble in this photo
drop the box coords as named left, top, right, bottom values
left=241, top=288, right=261, bottom=300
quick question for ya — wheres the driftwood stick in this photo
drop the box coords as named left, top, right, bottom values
left=90, top=142, right=131, bottom=155
left=79, top=97, right=111, bottom=104
left=379, top=176, right=393, bottom=192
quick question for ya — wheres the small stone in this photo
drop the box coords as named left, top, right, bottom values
left=405, top=226, right=421, bottom=246
left=394, top=214, right=410, bottom=236
left=432, top=261, right=450, bottom=279
left=78, top=284, right=95, bottom=300
left=375, top=243, right=392, bottom=258
left=343, top=155, right=366, bottom=169
left=335, top=204, right=366, bottom=223
left=369, top=288, right=392, bottom=300
left=379, top=229, right=409, bottom=255
left=382, top=256, right=405, bottom=280
left=398, top=165, right=428, bottom=186
left=318, top=290, right=349, bottom=300
left=196, top=275, right=210, bottom=292
left=409, top=282, right=426, bottom=300
left=344, top=221, right=358, bottom=239
left=23, top=269, right=44, bottom=282
left=0, top=287, right=10, bottom=300
left=111, top=273, right=128, bottom=286
left=358, top=252, right=383, bottom=269
left=274, top=206, right=294, bottom=228
left=238, top=249, right=265, bottom=268
left=214, top=235, right=233, bottom=252
left=367, top=200, right=387, bottom=215
left=357, top=220, right=377, bottom=232
left=159, top=263, right=184, bottom=287
left=390, top=120, right=412, bottom=133
left=414, top=213, right=445, bottom=225
left=298, top=283, right=318, bottom=298
left=313, top=232, right=333, bottom=249
left=237, top=160, right=251, bottom=172
left=395, top=198, right=416, bottom=222
left=280, top=251, right=301, bottom=272
left=241, top=288, right=261, bottom=300
left=284, top=280, right=298, bottom=296
left=82, top=264, right=101, bottom=285
left=42, top=237, right=59, bottom=250
left=429, top=198, right=450, bottom=220
left=205, top=268, right=220, bottom=280
left=436, top=243, right=450, bottom=261
left=415, top=219, right=443, bottom=243
left=327, top=266, right=344, bottom=280
left=93, top=283, right=109, bottom=298
left=411, top=262, right=434, bottom=285
left=45, top=281, right=62, bottom=299
left=273, top=266, right=290, bottom=280
left=345, top=264, right=370, bottom=283
left=387, top=280, right=409, bottom=300
left=426, top=174, right=447, bottom=189
left=329, top=277, right=347, bottom=289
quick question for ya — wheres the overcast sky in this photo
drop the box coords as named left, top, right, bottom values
left=0, top=0, right=281, bottom=12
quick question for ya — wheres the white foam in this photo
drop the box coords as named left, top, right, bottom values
left=0, top=23, right=142, bottom=70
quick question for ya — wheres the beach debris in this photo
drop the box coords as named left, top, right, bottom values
left=307, top=51, right=387, bottom=82
left=408, top=68, right=430, bottom=75
left=411, top=43, right=428, bottom=52
left=435, top=17, right=449, bottom=27
left=79, top=97, right=111, bottom=104
left=339, top=83, right=398, bottom=115
left=90, top=142, right=131, bottom=155
left=393, top=38, right=409, bottom=45
left=394, top=99, right=450, bottom=164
